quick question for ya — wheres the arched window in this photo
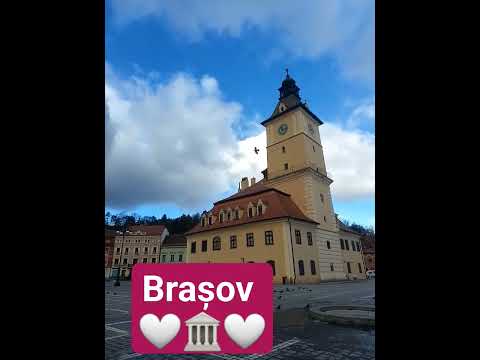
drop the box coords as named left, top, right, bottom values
left=201, top=218, right=205, bottom=227
left=219, top=213, right=224, bottom=223
left=298, top=260, right=305, bottom=276
left=227, top=212, right=231, bottom=221
left=282, top=146, right=286, bottom=153
left=212, top=237, right=221, bottom=251
left=257, top=204, right=263, bottom=215
left=267, top=260, right=276, bottom=276
left=208, top=216, right=212, bottom=225
left=248, top=207, right=253, bottom=217
left=310, top=260, right=316, bottom=275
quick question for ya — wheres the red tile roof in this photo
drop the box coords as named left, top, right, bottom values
left=127, top=225, right=167, bottom=236
left=162, top=234, right=187, bottom=247
left=187, top=185, right=318, bottom=235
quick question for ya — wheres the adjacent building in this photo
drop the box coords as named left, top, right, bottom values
left=186, top=72, right=367, bottom=283
left=111, top=225, right=169, bottom=279
left=160, top=234, right=187, bottom=263
left=105, top=229, right=116, bottom=279
left=338, top=218, right=367, bottom=280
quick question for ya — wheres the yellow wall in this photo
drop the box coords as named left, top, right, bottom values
left=160, top=246, right=186, bottom=263
left=339, top=230, right=367, bottom=280
left=186, top=218, right=321, bottom=284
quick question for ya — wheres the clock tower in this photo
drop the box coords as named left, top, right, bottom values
left=262, top=71, right=344, bottom=279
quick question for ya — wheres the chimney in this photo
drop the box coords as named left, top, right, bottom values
left=250, top=177, right=256, bottom=186
left=240, top=177, right=249, bottom=191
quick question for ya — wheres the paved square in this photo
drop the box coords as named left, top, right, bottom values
left=105, top=280, right=375, bottom=360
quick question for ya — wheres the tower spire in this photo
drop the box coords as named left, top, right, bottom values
left=278, top=69, right=301, bottom=102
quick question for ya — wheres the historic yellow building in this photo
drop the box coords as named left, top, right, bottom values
left=186, top=71, right=365, bottom=283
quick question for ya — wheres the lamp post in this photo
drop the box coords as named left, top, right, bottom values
left=114, top=223, right=127, bottom=287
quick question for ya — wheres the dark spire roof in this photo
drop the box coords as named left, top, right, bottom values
left=278, top=68, right=301, bottom=101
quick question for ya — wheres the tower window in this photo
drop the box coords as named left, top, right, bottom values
left=326, top=240, right=331, bottom=249
left=330, top=263, right=334, bottom=271
left=284, top=163, right=288, bottom=170
left=282, top=146, right=286, bottom=153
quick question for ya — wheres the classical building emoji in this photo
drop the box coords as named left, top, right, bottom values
left=184, top=312, right=221, bottom=352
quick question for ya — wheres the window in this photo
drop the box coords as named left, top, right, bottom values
left=213, top=237, right=221, bottom=251
left=191, top=241, right=196, bottom=254
left=330, top=263, right=334, bottom=272
left=307, top=232, right=313, bottom=246
left=179, top=255, right=183, bottom=262
left=227, top=212, right=231, bottom=221
left=267, top=260, right=276, bottom=276
left=340, top=239, right=345, bottom=250
left=347, top=262, right=352, bottom=273
left=351, top=240, right=356, bottom=251
left=143, top=258, right=148, bottom=263
left=123, top=258, right=128, bottom=265
left=230, top=235, right=237, bottom=249
left=235, top=210, right=239, bottom=219
left=124, top=248, right=129, bottom=255
left=282, top=146, right=286, bottom=153
left=284, top=163, right=288, bottom=170
left=116, top=248, right=120, bottom=254
left=151, top=258, right=156, bottom=263
left=171, top=254, right=175, bottom=262
left=133, top=259, right=138, bottom=265
left=324, top=216, right=327, bottom=222
left=345, top=240, right=350, bottom=251
left=162, top=255, right=166, bottom=262
left=202, top=218, right=205, bottom=227
left=153, top=247, right=157, bottom=254
left=358, top=263, right=362, bottom=273
left=135, top=248, right=139, bottom=255
left=356, top=241, right=361, bottom=251
left=320, top=194, right=324, bottom=203
left=202, top=240, right=207, bottom=252
left=310, top=260, right=316, bottom=275
left=265, top=231, right=274, bottom=245
left=114, top=258, right=119, bottom=265
left=208, top=217, right=212, bottom=225
left=298, top=260, right=305, bottom=276
left=313, top=145, right=315, bottom=152
left=220, top=213, right=224, bottom=223
left=326, top=240, right=331, bottom=249
left=295, top=230, right=301, bottom=244
left=248, top=207, right=253, bottom=217
left=246, top=233, right=254, bottom=247
left=144, top=247, right=148, bottom=254
left=257, top=205, right=263, bottom=215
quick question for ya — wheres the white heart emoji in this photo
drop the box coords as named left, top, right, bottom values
left=224, top=313, right=265, bottom=349
left=139, top=313, right=180, bottom=349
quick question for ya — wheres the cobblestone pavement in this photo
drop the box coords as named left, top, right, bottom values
left=105, top=280, right=375, bottom=360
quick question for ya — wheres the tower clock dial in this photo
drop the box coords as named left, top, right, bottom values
left=278, top=123, right=288, bottom=135
left=308, top=123, right=315, bottom=135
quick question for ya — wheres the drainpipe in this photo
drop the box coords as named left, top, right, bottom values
left=288, top=218, right=296, bottom=285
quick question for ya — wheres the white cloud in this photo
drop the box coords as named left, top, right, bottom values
left=109, top=0, right=375, bottom=82
left=106, top=66, right=374, bottom=210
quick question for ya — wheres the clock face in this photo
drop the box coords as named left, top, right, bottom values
left=308, top=123, right=315, bottom=135
left=278, top=123, right=288, bottom=135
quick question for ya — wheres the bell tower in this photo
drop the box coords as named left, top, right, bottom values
left=262, top=70, right=335, bottom=228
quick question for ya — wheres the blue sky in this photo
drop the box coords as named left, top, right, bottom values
left=105, top=0, right=375, bottom=228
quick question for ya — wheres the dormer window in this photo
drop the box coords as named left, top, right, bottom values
left=248, top=207, right=253, bottom=218
left=219, top=213, right=224, bottom=223
left=201, top=218, right=206, bottom=227
left=208, top=217, right=212, bottom=225
left=235, top=209, right=239, bottom=219
left=227, top=212, right=231, bottom=221
left=257, top=204, right=263, bottom=215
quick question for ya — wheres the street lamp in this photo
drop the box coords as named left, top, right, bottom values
left=114, top=223, right=127, bottom=287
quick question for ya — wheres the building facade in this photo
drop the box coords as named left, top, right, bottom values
left=185, top=72, right=367, bottom=284
left=338, top=219, right=367, bottom=280
left=160, top=234, right=187, bottom=263
left=111, top=225, right=169, bottom=279
left=105, top=229, right=116, bottom=279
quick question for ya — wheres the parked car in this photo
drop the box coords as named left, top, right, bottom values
left=366, top=270, right=375, bottom=279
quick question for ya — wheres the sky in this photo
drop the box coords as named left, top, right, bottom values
left=105, top=0, right=375, bottom=228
